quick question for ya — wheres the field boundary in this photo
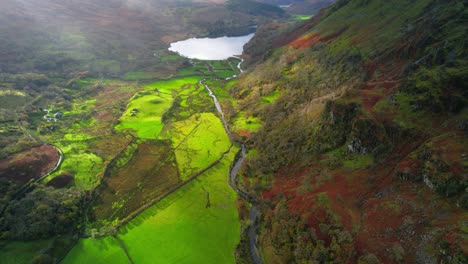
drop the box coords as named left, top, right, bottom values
left=87, top=143, right=234, bottom=238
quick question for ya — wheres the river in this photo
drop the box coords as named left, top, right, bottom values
left=202, top=57, right=262, bottom=264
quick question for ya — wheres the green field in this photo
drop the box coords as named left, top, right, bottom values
left=293, top=15, right=313, bottom=20
left=232, top=112, right=262, bottom=133
left=172, top=112, right=231, bottom=180
left=144, top=76, right=202, bottom=93
left=62, top=236, right=130, bottom=264
left=42, top=55, right=241, bottom=263
left=63, top=148, right=240, bottom=264
left=123, top=71, right=160, bottom=81
left=115, top=91, right=173, bottom=139
left=115, top=76, right=203, bottom=139
left=46, top=142, right=104, bottom=190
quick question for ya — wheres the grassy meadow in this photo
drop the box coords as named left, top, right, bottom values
left=63, top=148, right=240, bottom=264
left=115, top=91, right=173, bottom=139
left=172, top=113, right=231, bottom=180
left=10, top=51, right=245, bottom=263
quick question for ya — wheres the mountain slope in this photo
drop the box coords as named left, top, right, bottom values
left=0, top=0, right=284, bottom=76
left=231, top=0, right=467, bottom=262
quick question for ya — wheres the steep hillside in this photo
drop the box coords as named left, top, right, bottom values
left=231, top=0, right=467, bottom=262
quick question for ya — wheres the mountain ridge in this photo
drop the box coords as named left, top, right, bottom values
left=231, top=0, right=467, bottom=262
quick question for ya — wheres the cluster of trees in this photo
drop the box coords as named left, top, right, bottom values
left=262, top=199, right=373, bottom=263
left=0, top=185, right=84, bottom=241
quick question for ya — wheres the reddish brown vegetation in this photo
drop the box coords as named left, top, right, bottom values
left=46, top=172, right=74, bottom=188
left=261, top=131, right=466, bottom=262
left=93, top=142, right=180, bottom=224
left=272, top=9, right=327, bottom=48
left=290, top=33, right=322, bottom=49
left=91, top=83, right=142, bottom=136
left=289, top=28, right=347, bottom=49
left=0, top=145, right=60, bottom=184
left=236, top=129, right=253, bottom=140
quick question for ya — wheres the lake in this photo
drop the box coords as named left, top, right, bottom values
left=168, top=33, right=255, bottom=60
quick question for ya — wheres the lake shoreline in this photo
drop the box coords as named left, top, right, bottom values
left=169, top=33, right=255, bottom=60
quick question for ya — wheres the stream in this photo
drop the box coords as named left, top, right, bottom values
left=203, top=57, right=262, bottom=264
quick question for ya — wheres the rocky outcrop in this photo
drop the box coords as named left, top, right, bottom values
left=313, top=100, right=359, bottom=153
left=347, top=118, right=388, bottom=155
left=313, top=100, right=389, bottom=156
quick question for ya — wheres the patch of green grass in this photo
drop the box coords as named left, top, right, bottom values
left=63, top=131, right=96, bottom=141
left=112, top=141, right=139, bottom=169
left=232, top=112, right=262, bottom=133
left=293, top=15, right=313, bottom=20
left=73, top=78, right=93, bottom=89
left=144, top=76, right=202, bottom=93
left=63, top=98, right=97, bottom=116
left=47, top=142, right=104, bottom=190
left=324, top=147, right=373, bottom=170
left=214, top=70, right=237, bottom=79
left=210, top=60, right=230, bottom=70
left=261, top=90, right=281, bottom=104
left=123, top=71, right=159, bottom=81
left=116, top=76, right=204, bottom=139
left=115, top=91, right=173, bottom=139
left=171, top=113, right=231, bottom=180
left=343, top=154, right=374, bottom=170
left=0, top=240, right=51, bottom=264
left=160, top=55, right=183, bottom=62
left=204, top=79, right=233, bottom=101
left=246, top=149, right=258, bottom=160
left=61, top=236, right=130, bottom=264
left=177, top=68, right=201, bottom=77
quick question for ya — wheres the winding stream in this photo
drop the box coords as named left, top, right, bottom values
left=203, top=57, right=262, bottom=264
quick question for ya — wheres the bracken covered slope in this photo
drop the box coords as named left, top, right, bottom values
left=232, top=0, right=467, bottom=263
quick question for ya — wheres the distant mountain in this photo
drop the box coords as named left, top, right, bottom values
left=0, top=0, right=284, bottom=76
